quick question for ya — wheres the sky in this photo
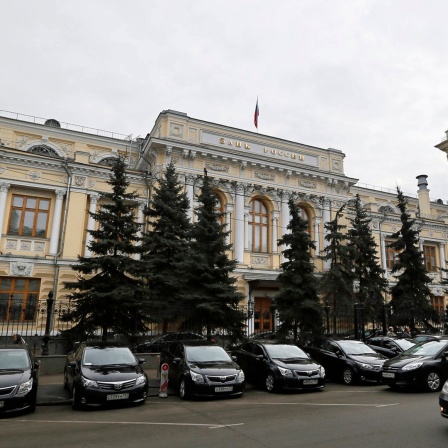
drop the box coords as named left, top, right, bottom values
left=1, top=0, right=447, bottom=202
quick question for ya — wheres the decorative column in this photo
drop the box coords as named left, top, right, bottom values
left=134, top=201, right=146, bottom=261
left=185, top=174, right=195, bottom=221
left=84, top=194, right=99, bottom=257
left=312, top=216, right=321, bottom=256
left=271, top=211, right=279, bottom=253
left=234, top=183, right=245, bottom=263
left=49, top=190, right=65, bottom=255
left=280, top=193, right=291, bottom=263
left=165, top=145, right=172, bottom=165
left=225, top=204, right=233, bottom=246
left=0, top=183, right=11, bottom=234
left=244, top=206, right=250, bottom=251
left=322, top=199, right=331, bottom=270
left=380, top=234, right=387, bottom=276
left=440, top=242, right=446, bottom=280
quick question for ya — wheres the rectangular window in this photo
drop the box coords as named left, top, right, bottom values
left=8, top=195, right=50, bottom=237
left=423, top=245, right=437, bottom=272
left=431, top=296, right=444, bottom=314
left=386, top=241, right=398, bottom=269
left=0, top=277, right=40, bottom=322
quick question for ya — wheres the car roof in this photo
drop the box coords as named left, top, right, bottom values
left=0, top=345, right=30, bottom=351
left=83, top=341, right=128, bottom=348
left=178, top=340, right=218, bottom=347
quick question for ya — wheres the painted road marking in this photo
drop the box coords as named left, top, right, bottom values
left=257, top=402, right=398, bottom=408
left=17, top=420, right=244, bottom=429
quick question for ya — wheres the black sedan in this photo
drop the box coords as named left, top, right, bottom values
left=367, top=336, right=415, bottom=359
left=0, top=345, right=39, bottom=415
left=64, top=341, right=148, bottom=409
left=160, top=340, right=245, bottom=399
left=303, top=338, right=387, bottom=385
left=381, top=338, right=448, bottom=392
left=137, top=332, right=207, bottom=353
left=440, top=380, right=448, bottom=418
left=232, top=341, right=325, bottom=392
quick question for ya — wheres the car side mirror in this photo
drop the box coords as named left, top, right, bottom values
left=173, top=357, right=181, bottom=364
left=444, top=351, right=448, bottom=358
left=138, top=358, right=146, bottom=364
left=231, top=355, right=237, bottom=361
left=256, top=354, right=264, bottom=361
left=335, top=349, right=342, bottom=357
left=69, top=360, right=77, bottom=368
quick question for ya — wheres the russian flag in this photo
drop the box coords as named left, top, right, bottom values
left=254, top=97, right=259, bottom=129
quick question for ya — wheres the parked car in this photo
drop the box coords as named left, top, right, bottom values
left=232, top=341, right=325, bottom=392
left=381, top=337, right=448, bottom=392
left=367, top=336, right=416, bottom=359
left=303, top=338, right=387, bottom=385
left=64, top=341, right=148, bottom=409
left=137, top=332, right=207, bottom=353
left=413, top=334, right=445, bottom=343
left=0, top=345, right=39, bottom=415
left=440, top=380, right=448, bottom=419
left=160, top=340, right=245, bottom=399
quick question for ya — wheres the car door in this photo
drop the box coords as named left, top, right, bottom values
left=439, top=342, right=448, bottom=382
left=250, top=343, right=269, bottom=386
left=235, top=342, right=256, bottom=381
left=66, top=344, right=84, bottom=391
left=168, top=343, right=185, bottom=387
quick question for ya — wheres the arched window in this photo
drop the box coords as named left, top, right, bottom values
left=214, top=193, right=226, bottom=226
left=28, top=145, right=60, bottom=158
left=299, top=206, right=312, bottom=235
left=248, top=199, right=269, bottom=253
left=98, top=157, right=119, bottom=166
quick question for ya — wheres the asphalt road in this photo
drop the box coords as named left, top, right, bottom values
left=3, top=382, right=448, bottom=448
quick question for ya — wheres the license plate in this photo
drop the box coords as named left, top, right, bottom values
left=215, top=386, right=233, bottom=392
left=0, top=401, right=3, bottom=408
left=303, top=379, right=318, bottom=385
left=106, top=393, right=130, bottom=401
left=382, top=372, right=395, bottom=378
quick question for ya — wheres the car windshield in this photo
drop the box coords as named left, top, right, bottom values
left=402, top=340, right=447, bottom=356
left=265, top=344, right=308, bottom=360
left=83, top=347, right=136, bottom=366
left=394, top=339, right=415, bottom=351
left=186, top=346, right=231, bottom=363
left=337, top=341, right=377, bottom=355
left=0, top=350, right=30, bottom=370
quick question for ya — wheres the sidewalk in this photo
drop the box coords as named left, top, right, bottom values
left=37, top=369, right=166, bottom=406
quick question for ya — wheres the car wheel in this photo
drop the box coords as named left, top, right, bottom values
left=342, top=367, right=356, bottom=385
left=179, top=378, right=190, bottom=400
left=265, top=374, right=278, bottom=393
left=424, top=370, right=442, bottom=392
left=72, top=386, right=83, bottom=410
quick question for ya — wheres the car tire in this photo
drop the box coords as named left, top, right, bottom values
left=265, top=373, right=278, bottom=393
left=179, top=378, right=190, bottom=400
left=424, top=370, right=442, bottom=392
left=72, top=386, right=83, bottom=410
left=342, top=367, right=356, bottom=385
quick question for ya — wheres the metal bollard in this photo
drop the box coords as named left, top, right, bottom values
left=159, top=363, right=169, bottom=398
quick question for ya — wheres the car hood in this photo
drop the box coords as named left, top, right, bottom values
left=274, top=359, right=321, bottom=370
left=82, top=365, right=144, bottom=381
left=347, top=354, right=386, bottom=365
left=188, top=361, right=240, bottom=374
left=0, top=369, right=32, bottom=387
left=384, top=354, right=432, bottom=368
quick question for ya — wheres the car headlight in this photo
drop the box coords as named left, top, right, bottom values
left=237, top=370, right=245, bottom=383
left=442, top=381, right=448, bottom=394
left=356, top=362, right=373, bottom=370
left=277, top=366, right=293, bottom=377
left=190, top=371, right=205, bottom=383
left=402, top=362, right=423, bottom=371
left=81, top=376, right=98, bottom=388
left=320, top=366, right=326, bottom=377
left=135, top=375, right=147, bottom=386
left=16, top=378, right=33, bottom=396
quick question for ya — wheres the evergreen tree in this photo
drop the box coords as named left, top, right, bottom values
left=64, top=157, right=144, bottom=341
left=389, top=187, right=433, bottom=326
left=139, top=162, right=192, bottom=331
left=319, top=204, right=354, bottom=333
left=347, top=194, right=388, bottom=324
left=185, top=170, right=244, bottom=339
left=441, top=264, right=448, bottom=334
left=275, top=197, right=322, bottom=344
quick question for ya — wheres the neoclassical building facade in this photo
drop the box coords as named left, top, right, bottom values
left=0, top=109, right=447, bottom=335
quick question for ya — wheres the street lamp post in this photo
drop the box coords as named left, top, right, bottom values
left=382, top=303, right=391, bottom=336
left=41, top=291, right=54, bottom=356
left=247, top=297, right=254, bottom=318
left=324, top=301, right=330, bottom=335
